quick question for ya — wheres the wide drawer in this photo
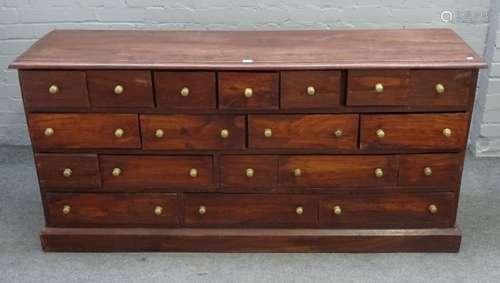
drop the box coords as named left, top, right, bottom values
left=140, top=115, right=245, bottom=150
left=28, top=113, right=141, bottom=149
left=360, top=113, right=469, bottom=150
left=279, top=155, right=398, bottom=187
left=248, top=114, right=358, bottom=149
left=35, top=154, right=100, bottom=189
left=46, top=193, right=178, bottom=227
left=319, top=192, right=455, bottom=228
left=99, top=155, right=214, bottom=189
left=398, top=154, right=461, bottom=187
left=220, top=155, right=278, bottom=189
left=184, top=194, right=317, bottom=228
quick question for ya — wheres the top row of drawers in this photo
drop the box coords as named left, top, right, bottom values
left=20, top=69, right=474, bottom=109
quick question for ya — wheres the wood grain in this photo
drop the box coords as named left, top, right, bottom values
left=398, top=154, right=461, bottom=187
left=220, top=155, right=278, bottom=189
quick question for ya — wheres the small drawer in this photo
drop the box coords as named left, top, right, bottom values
left=35, top=154, right=100, bottom=189
left=154, top=71, right=216, bottom=109
left=360, top=113, right=469, bottom=150
left=220, top=155, right=278, bottom=189
left=87, top=70, right=154, bottom=107
left=140, top=115, right=245, bottom=150
left=28, top=113, right=141, bottom=149
left=99, top=155, right=214, bottom=190
left=248, top=114, right=358, bottom=149
left=398, top=154, right=461, bottom=187
left=20, top=70, right=89, bottom=108
left=281, top=70, right=341, bottom=109
left=319, top=192, right=455, bottom=228
left=279, top=155, right=398, bottom=188
left=218, top=72, right=278, bottom=110
left=184, top=194, right=317, bottom=228
left=46, top=193, right=178, bottom=227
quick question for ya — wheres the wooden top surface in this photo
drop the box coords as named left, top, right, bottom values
left=10, top=29, right=486, bottom=70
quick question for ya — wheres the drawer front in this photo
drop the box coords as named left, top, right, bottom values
left=360, top=113, right=469, bottom=150
left=398, top=154, right=461, bottom=187
left=347, top=70, right=410, bottom=106
left=154, top=71, right=216, bottom=109
left=141, top=115, right=245, bottom=150
left=46, top=193, right=178, bottom=227
left=35, top=154, right=100, bottom=189
left=281, top=71, right=341, bottom=109
left=279, top=155, right=398, bottom=187
left=248, top=114, right=358, bottom=149
left=100, top=155, right=214, bottom=189
left=28, top=113, right=141, bottom=149
left=220, top=155, right=278, bottom=189
left=87, top=70, right=154, bottom=107
left=319, top=192, right=455, bottom=228
left=184, top=194, right=317, bottom=228
left=20, top=71, right=89, bottom=108
left=218, top=72, right=279, bottom=110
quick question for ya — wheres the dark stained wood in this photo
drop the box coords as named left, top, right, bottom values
left=184, top=194, right=317, bottom=228
left=45, top=193, right=178, bottom=227
left=218, top=72, right=279, bottom=110
left=279, top=155, right=398, bottom=188
left=27, top=113, right=141, bottom=149
left=220, top=155, right=278, bottom=189
left=154, top=71, right=216, bottom=109
left=140, top=114, right=245, bottom=150
left=281, top=71, right=341, bottom=109
left=35, top=153, right=100, bottom=189
left=87, top=70, right=154, bottom=108
left=20, top=70, right=89, bottom=108
left=319, top=192, right=456, bottom=228
left=99, top=155, right=214, bottom=189
left=398, top=154, right=461, bottom=187
left=360, top=113, right=469, bottom=150
left=248, top=114, right=358, bottom=149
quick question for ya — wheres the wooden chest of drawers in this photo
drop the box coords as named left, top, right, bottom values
left=10, top=29, right=485, bottom=252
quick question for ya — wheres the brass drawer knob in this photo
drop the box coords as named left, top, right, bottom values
left=424, top=166, right=433, bottom=176
left=296, top=206, right=304, bottom=215
left=154, top=206, right=163, bottom=216
left=48, top=84, right=59, bottom=94
left=376, top=129, right=385, bottom=138
left=428, top=204, right=438, bottom=214
left=198, top=205, right=206, bottom=215
left=189, top=168, right=198, bottom=178
left=246, top=168, right=254, bottom=178
left=264, top=128, right=272, bottom=138
left=180, top=87, right=189, bottom=97
left=62, top=168, right=72, bottom=178
left=244, top=87, right=253, bottom=98
left=114, top=128, right=124, bottom=138
left=374, top=83, right=384, bottom=93
left=442, top=128, right=452, bottom=138
left=374, top=168, right=384, bottom=178
left=44, top=127, right=54, bottom=137
left=435, top=83, right=445, bottom=94
left=155, top=129, right=164, bottom=138
left=334, top=129, right=343, bottom=138
left=112, top=167, right=122, bottom=177
left=220, top=129, right=229, bottom=139
left=293, top=168, right=302, bottom=177
left=114, top=84, right=124, bottom=95
left=62, top=205, right=71, bottom=215
left=333, top=205, right=342, bottom=215
left=307, top=86, right=315, bottom=96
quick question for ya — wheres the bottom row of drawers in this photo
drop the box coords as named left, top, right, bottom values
left=46, top=192, right=456, bottom=229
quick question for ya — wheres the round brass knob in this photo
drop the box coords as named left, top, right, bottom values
left=114, top=128, right=124, bottom=138
left=155, top=129, right=164, bottom=139
left=154, top=206, right=163, bottom=216
left=334, top=129, right=343, bottom=138
left=442, top=128, right=452, bottom=138
left=374, top=168, right=384, bottom=178
left=264, top=128, right=272, bottom=138
left=114, top=84, right=124, bottom=95
left=333, top=205, right=342, bottom=215
left=220, top=129, right=229, bottom=139
left=428, top=204, right=438, bottom=214
left=244, top=87, right=253, bottom=98
left=189, top=168, right=198, bottom=178
left=293, top=168, right=302, bottom=177
left=307, top=86, right=315, bottom=96
left=112, top=167, right=121, bottom=177
left=44, top=127, right=54, bottom=137
left=180, top=87, right=189, bottom=97
left=246, top=168, right=254, bottom=178
left=198, top=205, right=206, bottom=215
left=296, top=206, right=304, bottom=215
left=48, top=84, right=59, bottom=94
left=435, top=83, right=445, bottom=94
left=62, top=168, right=72, bottom=178
left=424, top=166, right=433, bottom=176
left=62, top=205, right=71, bottom=215
left=374, top=83, right=384, bottom=93
left=376, top=129, right=385, bottom=139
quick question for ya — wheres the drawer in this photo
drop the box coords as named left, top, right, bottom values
left=35, top=154, right=100, bottom=189
left=220, top=155, right=278, bottom=189
left=20, top=70, right=89, bottom=108
left=46, top=193, right=178, bottom=227
left=28, top=113, right=141, bottom=149
left=281, top=71, right=341, bottom=109
left=87, top=70, right=154, bottom=107
left=248, top=114, right=358, bottom=149
left=218, top=72, right=278, bottom=110
left=319, top=192, right=455, bottom=228
left=140, top=115, right=245, bottom=150
left=184, top=194, right=317, bottom=228
left=360, top=113, right=469, bottom=150
left=398, top=154, right=461, bottom=187
left=154, top=71, right=216, bottom=109
left=279, top=155, right=398, bottom=187
left=100, top=155, right=214, bottom=189
left=347, top=70, right=410, bottom=106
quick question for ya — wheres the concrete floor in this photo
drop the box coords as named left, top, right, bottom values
left=0, top=146, right=499, bottom=283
